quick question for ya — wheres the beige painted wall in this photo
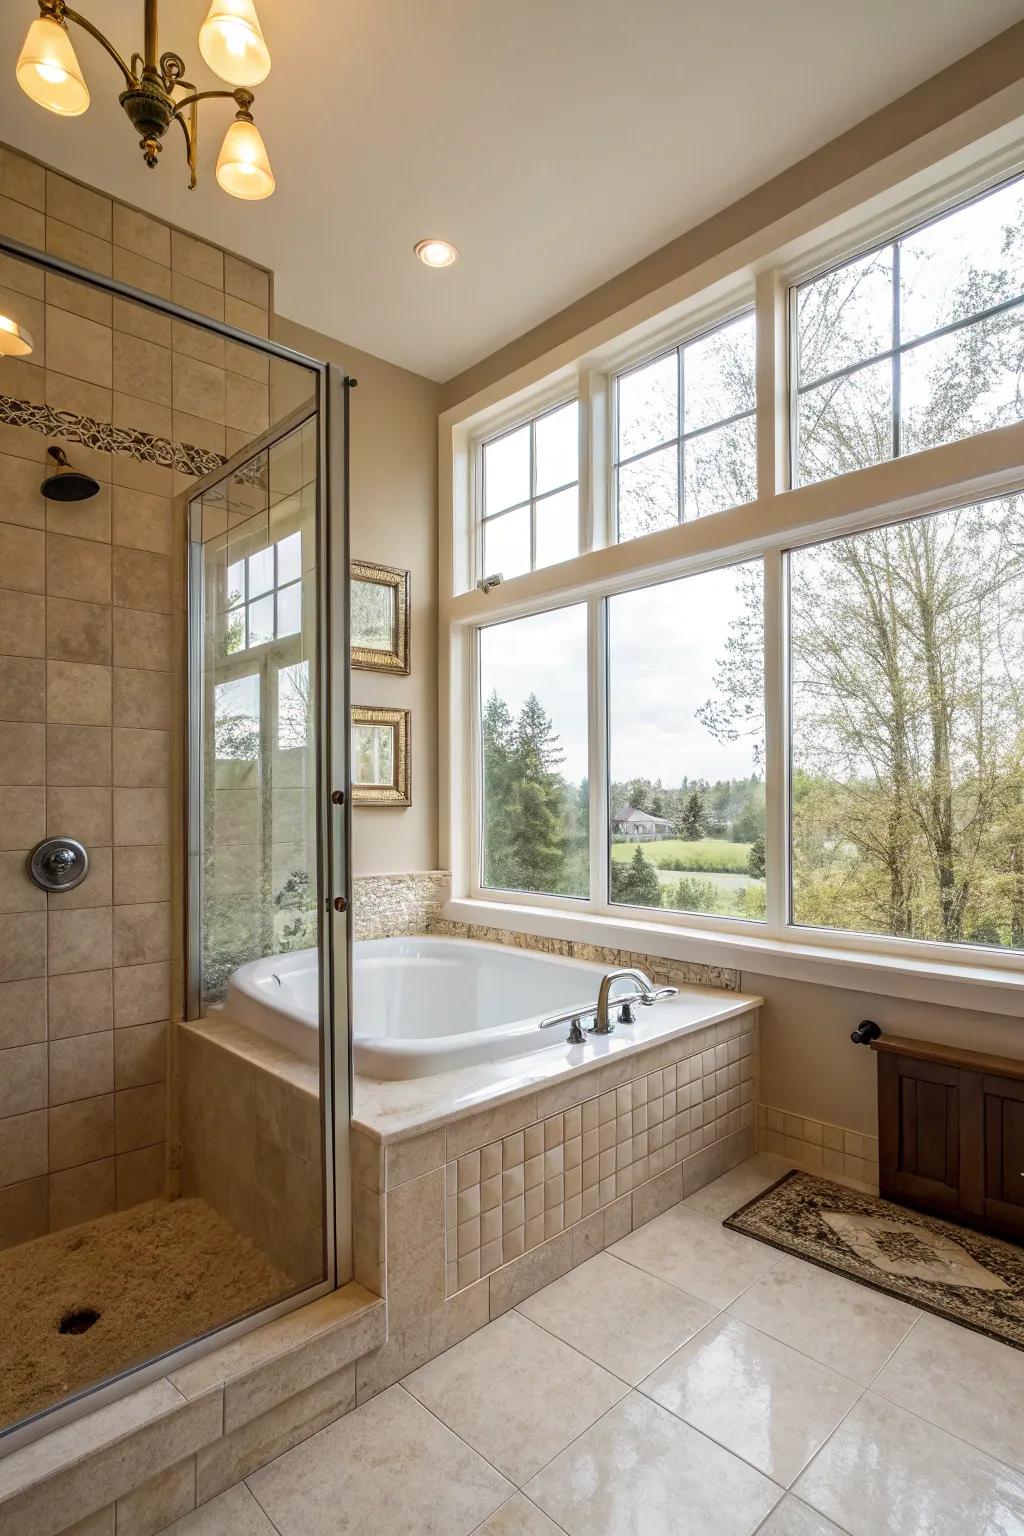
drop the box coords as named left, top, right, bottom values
left=271, top=315, right=440, bottom=875
left=747, top=970, right=1024, bottom=1139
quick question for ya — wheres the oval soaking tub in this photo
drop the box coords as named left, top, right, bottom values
left=221, top=936, right=728, bottom=1081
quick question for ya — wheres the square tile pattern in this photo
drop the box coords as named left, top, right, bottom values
left=444, top=1015, right=756, bottom=1295
left=157, top=1153, right=1024, bottom=1536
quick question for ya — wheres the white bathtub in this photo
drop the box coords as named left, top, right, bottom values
left=223, top=936, right=695, bottom=1080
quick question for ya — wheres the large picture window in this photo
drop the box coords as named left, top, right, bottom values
left=795, top=173, right=1024, bottom=486
left=614, top=312, right=756, bottom=543
left=789, top=495, right=1024, bottom=951
left=607, top=563, right=766, bottom=919
left=479, top=605, right=589, bottom=898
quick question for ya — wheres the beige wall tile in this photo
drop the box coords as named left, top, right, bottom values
left=112, top=452, right=174, bottom=499
left=49, top=1154, right=116, bottom=1227
left=47, top=844, right=112, bottom=910
left=46, top=723, right=112, bottom=786
left=0, top=148, right=45, bottom=212
left=0, top=250, right=44, bottom=300
left=116, top=1142, right=165, bottom=1207
left=0, top=523, right=45, bottom=592
left=174, top=408, right=225, bottom=457
left=111, top=607, right=174, bottom=673
left=489, top=1230, right=573, bottom=1318
left=387, top=1168, right=445, bottom=1259
left=0, top=445, right=47, bottom=527
left=0, top=1041, right=46, bottom=1116
left=112, top=390, right=172, bottom=443
left=45, top=215, right=113, bottom=278
left=48, top=968, right=113, bottom=1039
left=112, top=246, right=173, bottom=301
left=112, top=203, right=170, bottom=267
left=46, top=171, right=112, bottom=239
left=47, top=531, right=112, bottom=604
left=0, top=654, right=45, bottom=719
left=226, top=374, right=269, bottom=435
left=46, top=304, right=113, bottom=389
left=112, top=487, right=174, bottom=556
left=115, top=1456, right=194, bottom=1536
left=0, top=1108, right=47, bottom=1186
left=0, top=589, right=45, bottom=658
left=48, top=1093, right=115, bottom=1171
left=49, top=1029, right=113, bottom=1103
left=48, top=905, right=112, bottom=975
left=46, top=596, right=113, bottom=665
left=112, top=728, right=170, bottom=788
left=0, top=194, right=45, bottom=249
left=46, top=269, right=111, bottom=327
left=171, top=271, right=225, bottom=322
left=113, top=295, right=173, bottom=349
left=172, top=352, right=227, bottom=424
left=47, top=659, right=112, bottom=725
left=224, top=255, right=270, bottom=309
left=385, top=1127, right=447, bottom=1189
left=114, top=844, right=171, bottom=905
left=112, top=547, right=172, bottom=614
left=172, top=231, right=224, bottom=290
left=114, top=786, right=172, bottom=846
left=225, top=337, right=269, bottom=383
left=0, top=1174, right=47, bottom=1248
left=113, top=331, right=172, bottom=408
left=225, top=295, right=268, bottom=337
left=173, top=318, right=225, bottom=368
left=387, top=1235, right=446, bottom=1330
left=114, top=1020, right=166, bottom=1090
left=0, top=907, right=46, bottom=976
left=0, top=722, right=43, bottom=785
left=0, top=850, right=45, bottom=913
left=115, top=1081, right=165, bottom=1152
left=0, top=977, right=46, bottom=1049
left=47, top=785, right=112, bottom=844
left=114, top=902, right=171, bottom=965
left=114, top=961, right=170, bottom=1027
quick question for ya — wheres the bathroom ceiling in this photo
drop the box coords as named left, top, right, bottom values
left=0, top=0, right=1020, bottom=382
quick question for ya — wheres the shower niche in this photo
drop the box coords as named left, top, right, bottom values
left=0, top=229, right=349, bottom=1440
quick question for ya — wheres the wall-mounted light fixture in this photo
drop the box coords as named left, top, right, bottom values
left=15, top=0, right=275, bottom=199
left=0, top=314, right=34, bottom=357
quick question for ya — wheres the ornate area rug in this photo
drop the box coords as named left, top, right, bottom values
left=725, top=1171, right=1024, bottom=1351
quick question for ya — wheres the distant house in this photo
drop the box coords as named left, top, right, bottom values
left=612, top=806, right=673, bottom=841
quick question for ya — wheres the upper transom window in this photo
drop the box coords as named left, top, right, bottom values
left=794, top=172, right=1024, bottom=487
left=224, top=531, right=303, bottom=653
left=480, top=400, right=579, bottom=581
left=614, top=311, right=756, bottom=544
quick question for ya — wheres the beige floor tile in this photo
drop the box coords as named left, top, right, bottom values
left=246, top=1384, right=511, bottom=1535
left=641, top=1315, right=862, bottom=1486
left=404, top=1311, right=625, bottom=1486
left=873, top=1313, right=1024, bottom=1472
left=755, top=1495, right=846, bottom=1534
left=162, top=1483, right=276, bottom=1534
left=610, top=1206, right=779, bottom=1307
left=682, top=1155, right=793, bottom=1222
left=518, top=1250, right=715, bottom=1385
left=794, top=1392, right=1024, bottom=1535
left=525, top=1391, right=781, bottom=1535
left=728, top=1256, right=918, bottom=1385
left=471, top=1492, right=567, bottom=1534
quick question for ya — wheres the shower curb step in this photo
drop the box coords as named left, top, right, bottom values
left=0, top=1284, right=384, bottom=1536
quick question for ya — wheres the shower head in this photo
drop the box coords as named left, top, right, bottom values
left=41, top=446, right=100, bottom=502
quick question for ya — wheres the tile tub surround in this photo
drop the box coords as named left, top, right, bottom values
left=353, top=871, right=450, bottom=941
left=177, top=1019, right=323, bottom=1287
left=758, top=1105, right=880, bottom=1193
left=351, top=1004, right=758, bottom=1401
left=0, top=1283, right=383, bottom=1536
left=0, top=143, right=273, bottom=1245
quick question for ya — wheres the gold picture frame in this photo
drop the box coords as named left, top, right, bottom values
left=351, top=705, right=411, bottom=806
left=351, top=560, right=410, bottom=674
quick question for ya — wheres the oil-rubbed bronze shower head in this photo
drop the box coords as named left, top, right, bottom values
left=41, top=445, right=100, bottom=503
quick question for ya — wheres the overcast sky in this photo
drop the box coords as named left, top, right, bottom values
left=479, top=564, right=762, bottom=787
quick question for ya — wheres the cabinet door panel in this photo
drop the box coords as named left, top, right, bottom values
left=983, top=1075, right=1024, bottom=1236
left=879, top=1053, right=960, bottom=1212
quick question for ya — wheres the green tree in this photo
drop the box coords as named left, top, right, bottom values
left=677, top=790, right=707, bottom=841
left=747, top=835, right=766, bottom=880
left=611, top=845, right=662, bottom=907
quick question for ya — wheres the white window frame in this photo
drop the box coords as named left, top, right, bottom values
left=475, top=394, right=582, bottom=584
left=440, top=118, right=1024, bottom=1012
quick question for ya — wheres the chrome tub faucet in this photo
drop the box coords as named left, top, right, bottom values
left=538, top=966, right=678, bottom=1042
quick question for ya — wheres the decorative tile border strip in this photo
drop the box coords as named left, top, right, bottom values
left=0, top=393, right=267, bottom=489
left=353, top=872, right=451, bottom=941
left=757, top=1102, right=880, bottom=1190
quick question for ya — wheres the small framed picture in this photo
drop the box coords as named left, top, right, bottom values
left=351, top=561, right=410, bottom=674
left=351, top=706, right=411, bottom=806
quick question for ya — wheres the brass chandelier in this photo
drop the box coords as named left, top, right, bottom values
left=16, top=0, right=276, bottom=200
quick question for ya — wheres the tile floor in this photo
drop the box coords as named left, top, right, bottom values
left=162, top=1154, right=1024, bottom=1535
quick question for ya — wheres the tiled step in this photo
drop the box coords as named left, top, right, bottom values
left=0, top=1284, right=384, bottom=1536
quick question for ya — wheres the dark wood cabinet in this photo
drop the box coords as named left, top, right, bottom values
left=874, top=1036, right=1024, bottom=1241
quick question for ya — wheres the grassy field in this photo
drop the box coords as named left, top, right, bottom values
left=611, top=837, right=752, bottom=874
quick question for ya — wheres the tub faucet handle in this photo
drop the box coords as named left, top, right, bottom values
left=566, top=1017, right=586, bottom=1045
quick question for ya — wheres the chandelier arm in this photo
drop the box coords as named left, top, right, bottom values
left=171, top=107, right=198, bottom=192
left=58, top=4, right=138, bottom=88
left=171, top=88, right=247, bottom=117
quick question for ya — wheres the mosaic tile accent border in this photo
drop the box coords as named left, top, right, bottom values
left=353, top=872, right=451, bottom=941
left=0, top=393, right=267, bottom=489
left=443, top=1014, right=756, bottom=1294
left=757, top=1103, right=879, bottom=1191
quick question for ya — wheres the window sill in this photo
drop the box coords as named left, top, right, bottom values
left=443, top=897, right=1024, bottom=1017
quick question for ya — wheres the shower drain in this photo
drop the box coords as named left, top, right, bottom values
left=58, top=1308, right=101, bottom=1336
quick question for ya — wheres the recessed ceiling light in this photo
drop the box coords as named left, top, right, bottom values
left=414, top=238, right=459, bottom=269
